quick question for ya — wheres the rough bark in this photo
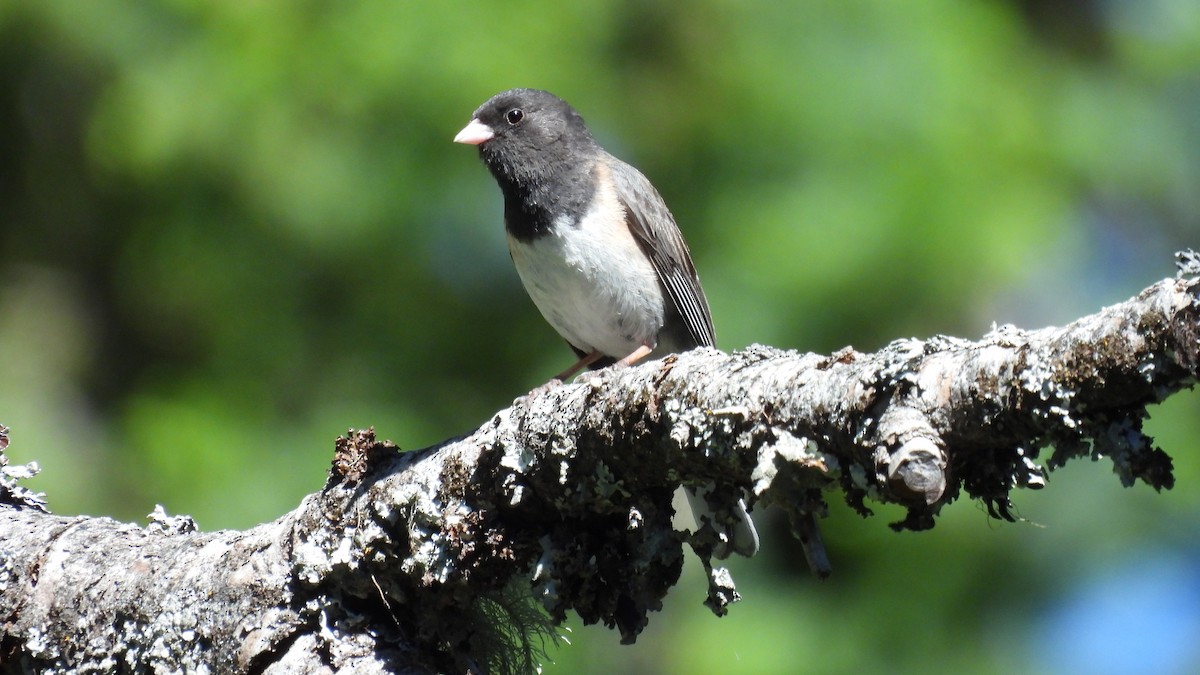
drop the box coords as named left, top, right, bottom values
left=1, top=255, right=1197, bottom=674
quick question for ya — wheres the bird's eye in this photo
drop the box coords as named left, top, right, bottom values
left=505, top=108, right=524, bottom=125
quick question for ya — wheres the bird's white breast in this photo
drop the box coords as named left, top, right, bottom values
left=507, top=170, right=665, bottom=359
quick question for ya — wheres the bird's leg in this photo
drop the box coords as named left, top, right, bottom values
left=553, top=349, right=606, bottom=382
left=518, top=351, right=606, bottom=402
left=571, top=344, right=654, bottom=388
left=539, top=345, right=653, bottom=397
left=616, top=344, right=654, bottom=368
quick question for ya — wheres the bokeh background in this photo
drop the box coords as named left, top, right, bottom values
left=2, top=1, right=1199, bottom=673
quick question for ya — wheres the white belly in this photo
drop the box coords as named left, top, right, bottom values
left=508, top=209, right=665, bottom=360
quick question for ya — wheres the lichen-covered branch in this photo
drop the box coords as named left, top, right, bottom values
left=1, top=257, right=1197, bottom=673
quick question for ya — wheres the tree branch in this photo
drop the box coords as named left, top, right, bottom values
left=2, top=256, right=1197, bottom=673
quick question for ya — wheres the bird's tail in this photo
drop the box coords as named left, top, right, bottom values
left=684, top=485, right=759, bottom=559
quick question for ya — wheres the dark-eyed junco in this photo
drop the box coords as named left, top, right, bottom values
left=455, top=88, right=758, bottom=558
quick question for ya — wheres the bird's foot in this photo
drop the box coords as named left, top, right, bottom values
left=513, top=377, right=565, bottom=405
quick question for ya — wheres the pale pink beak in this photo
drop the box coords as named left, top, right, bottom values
left=453, top=118, right=495, bottom=145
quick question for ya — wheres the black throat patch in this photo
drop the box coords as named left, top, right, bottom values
left=492, top=158, right=599, bottom=243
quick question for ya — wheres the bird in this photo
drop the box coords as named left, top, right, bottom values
left=454, top=88, right=758, bottom=558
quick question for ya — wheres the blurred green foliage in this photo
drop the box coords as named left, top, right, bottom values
left=1, top=1, right=1198, bottom=672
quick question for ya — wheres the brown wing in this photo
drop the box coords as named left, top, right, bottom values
left=606, top=156, right=716, bottom=348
